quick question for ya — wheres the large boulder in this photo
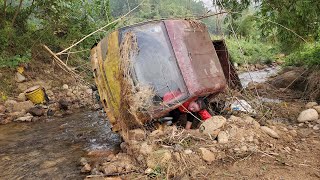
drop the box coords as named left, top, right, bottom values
left=313, top=106, right=320, bottom=114
left=271, top=69, right=306, bottom=90
left=297, top=109, right=319, bottom=122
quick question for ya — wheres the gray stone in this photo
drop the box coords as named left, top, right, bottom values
left=297, top=109, right=319, bottom=122
left=217, top=131, right=229, bottom=143
left=261, top=126, right=280, bottom=139
left=305, top=102, right=318, bottom=109
left=199, top=116, right=226, bottom=134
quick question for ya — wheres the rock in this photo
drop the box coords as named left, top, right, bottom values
left=62, top=84, right=69, bottom=90
left=313, top=106, right=320, bottom=114
left=240, top=145, right=248, bottom=152
left=46, top=90, right=54, bottom=97
left=298, top=123, right=304, bottom=127
left=81, top=163, right=91, bottom=173
left=144, top=168, right=153, bottom=174
left=17, top=93, right=26, bottom=102
left=4, top=100, right=18, bottom=112
left=80, top=157, right=88, bottom=166
left=297, top=109, right=319, bottom=122
left=184, top=149, right=193, bottom=155
left=199, top=148, right=215, bottom=164
left=101, top=164, right=118, bottom=175
left=66, top=91, right=74, bottom=97
left=86, top=88, right=93, bottom=95
left=199, top=116, right=226, bottom=135
left=28, top=106, right=45, bottom=116
left=0, top=105, right=6, bottom=113
left=271, top=69, right=305, bottom=89
left=217, top=131, right=228, bottom=144
left=313, top=125, right=319, bottom=131
left=14, top=113, right=33, bottom=122
left=58, top=99, right=69, bottom=110
left=12, top=101, right=34, bottom=112
left=128, top=129, right=146, bottom=141
left=261, top=126, right=280, bottom=139
left=140, top=142, right=153, bottom=155
left=289, top=130, right=297, bottom=137
left=317, top=120, right=320, bottom=124
left=15, top=72, right=26, bottom=83
left=306, top=102, right=318, bottom=108
left=147, top=149, right=172, bottom=169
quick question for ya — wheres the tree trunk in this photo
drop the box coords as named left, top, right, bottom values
left=3, top=0, right=6, bottom=20
left=11, top=0, right=24, bottom=27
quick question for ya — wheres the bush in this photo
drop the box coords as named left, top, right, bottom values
left=224, top=38, right=276, bottom=65
left=285, top=42, right=320, bottom=67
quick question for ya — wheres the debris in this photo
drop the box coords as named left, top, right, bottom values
left=128, top=129, right=146, bottom=141
left=261, top=126, right=280, bottom=139
left=230, top=99, right=255, bottom=114
left=147, top=149, right=172, bottom=169
left=297, top=109, right=319, bottom=122
left=199, top=148, right=215, bottom=164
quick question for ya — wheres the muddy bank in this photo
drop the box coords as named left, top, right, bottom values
left=0, top=111, right=121, bottom=180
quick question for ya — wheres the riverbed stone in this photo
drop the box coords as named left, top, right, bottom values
left=28, top=106, right=45, bottom=116
left=297, top=109, right=319, bottom=122
left=12, top=101, right=34, bottom=112
left=199, top=148, right=215, bottom=164
left=62, top=84, right=69, bottom=90
left=15, top=72, right=26, bottom=83
left=305, top=102, right=318, bottom=109
left=81, top=163, right=91, bottom=173
left=14, top=113, right=33, bottom=122
left=261, top=126, right=280, bottom=139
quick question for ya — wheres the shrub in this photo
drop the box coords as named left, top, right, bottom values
left=285, top=42, right=320, bottom=67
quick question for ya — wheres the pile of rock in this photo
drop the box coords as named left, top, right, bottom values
left=80, top=114, right=296, bottom=179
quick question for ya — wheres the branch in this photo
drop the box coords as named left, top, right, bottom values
left=12, top=0, right=24, bottom=27
left=56, top=0, right=145, bottom=56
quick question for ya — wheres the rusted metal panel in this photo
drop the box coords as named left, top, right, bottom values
left=213, top=40, right=242, bottom=89
left=164, top=20, right=226, bottom=98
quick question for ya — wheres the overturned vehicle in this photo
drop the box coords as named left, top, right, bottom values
left=90, top=19, right=240, bottom=131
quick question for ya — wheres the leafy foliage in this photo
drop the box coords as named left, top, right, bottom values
left=285, top=42, right=320, bottom=67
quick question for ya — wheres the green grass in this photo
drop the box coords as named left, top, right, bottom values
left=222, top=37, right=277, bottom=65
left=285, top=42, right=320, bottom=67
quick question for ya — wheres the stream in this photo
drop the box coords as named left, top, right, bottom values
left=0, top=111, right=121, bottom=180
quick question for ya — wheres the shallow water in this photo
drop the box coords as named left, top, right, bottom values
left=239, top=66, right=280, bottom=87
left=0, top=111, right=121, bottom=180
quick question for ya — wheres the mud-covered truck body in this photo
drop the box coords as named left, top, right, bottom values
left=90, top=19, right=240, bottom=131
